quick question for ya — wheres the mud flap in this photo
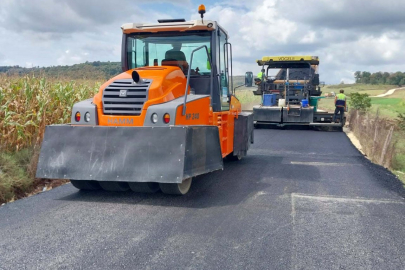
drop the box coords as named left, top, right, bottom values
left=233, top=112, right=254, bottom=157
left=36, top=125, right=223, bottom=183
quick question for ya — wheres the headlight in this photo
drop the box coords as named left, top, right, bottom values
left=151, top=113, right=158, bottom=123
left=84, top=112, right=90, bottom=122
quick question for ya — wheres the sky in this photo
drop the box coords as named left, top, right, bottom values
left=0, top=0, right=404, bottom=84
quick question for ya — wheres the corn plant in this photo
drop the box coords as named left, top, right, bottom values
left=0, top=75, right=101, bottom=151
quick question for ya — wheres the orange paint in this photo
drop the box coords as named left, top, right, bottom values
left=93, top=65, right=243, bottom=157
left=175, top=97, right=211, bottom=125
left=95, top=66, right=189, bottom=127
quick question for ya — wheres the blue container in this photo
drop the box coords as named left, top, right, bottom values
left=301, top=99, right=309, bottom=108
left=292, top=82, right=304, bottom=89
left=263, top=94, right=276, bottom=106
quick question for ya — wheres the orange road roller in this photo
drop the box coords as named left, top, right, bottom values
left=36, top=6, right=254, bottom=195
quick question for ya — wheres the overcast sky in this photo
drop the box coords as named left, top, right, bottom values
left=1, top=0, right=404, bottom=83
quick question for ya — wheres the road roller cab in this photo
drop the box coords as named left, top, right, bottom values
left=36, top=6, right=254, bottom=195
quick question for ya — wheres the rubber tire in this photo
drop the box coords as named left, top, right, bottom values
left=128, top=182, right=160, bottom=193
left=228, top=153, right=242, bottom=161
left=99, top=181, right=130, bottom=192
left=159, top=178, right=192, bottom=195
left=70, top=180, right=101, bottom=190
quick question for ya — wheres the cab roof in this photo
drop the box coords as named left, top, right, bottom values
left=121, top=19, right=228, bottom=36
left=257, top=56, right=320, bottom=67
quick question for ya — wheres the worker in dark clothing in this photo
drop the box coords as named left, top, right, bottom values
left=164, top=43, right=188, bottom=72
left=165, top=43, right=186, bottom=61
left=333, top=89, right=347, bottom=123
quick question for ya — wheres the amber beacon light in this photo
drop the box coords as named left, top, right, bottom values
left=198, top=4, right=206, bottom=23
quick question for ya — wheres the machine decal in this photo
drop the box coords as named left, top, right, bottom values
left=119, top=90, right=127, bottom=97
left=186, top=113, right=200, bottom=120
left=107, top=118, right=134, bottom=125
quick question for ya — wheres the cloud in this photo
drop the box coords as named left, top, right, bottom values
left=277, top=0, right=405, bottom=33
left=198, top=0, right=405, bottom=83
left=0, top=0, right=190, bottom=34
left=0, top=0, right=404, bottom=84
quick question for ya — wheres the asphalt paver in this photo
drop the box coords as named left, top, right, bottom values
left=1, top=129, right=404, bottom=270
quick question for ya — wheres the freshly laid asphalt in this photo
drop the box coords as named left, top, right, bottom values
left=1, top=128, right=405, bottom=270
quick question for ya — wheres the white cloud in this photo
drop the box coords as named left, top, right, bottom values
left=57, top=50, right=84, bottom=66
left=0, top=0, right=404, bottom=84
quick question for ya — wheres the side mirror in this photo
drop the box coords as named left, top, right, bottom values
left=245, top=71, right=253, bottom=87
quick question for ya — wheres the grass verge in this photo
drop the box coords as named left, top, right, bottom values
left=0, top=150, right=32, bottom=203
left=1, top=75, right=99, bottom=204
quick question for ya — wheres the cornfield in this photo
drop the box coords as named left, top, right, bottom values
left=0, top=75, right=101, bottom=151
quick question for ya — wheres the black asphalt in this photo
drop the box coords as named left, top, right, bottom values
left=1, top=129, right=405, bottom=270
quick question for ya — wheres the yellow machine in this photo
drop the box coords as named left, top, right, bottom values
left=252, top=55, right=344, bottom=129
left=35, top=5, right=254, bottom=195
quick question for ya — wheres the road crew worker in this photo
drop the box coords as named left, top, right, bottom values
left=333, top=89, right=347, bottom=123
left=255, top=69, right=266, bottom=85
left=257, top=69, right=266, bottom=80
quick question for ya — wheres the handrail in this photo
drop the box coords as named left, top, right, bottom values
left=182, top=45, right=213, bottom=116
left=224, top=42, right=233, bottom=94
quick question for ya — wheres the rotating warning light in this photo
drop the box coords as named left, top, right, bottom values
left=198, top=4, right=206, bottom=16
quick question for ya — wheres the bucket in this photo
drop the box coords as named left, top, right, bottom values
left=263, top=94, right=276, bottom=106
left=278, top=99, right=286, bottom=107
left=301, top=99, right=309, bottom=108
left=309, top=96, right=325, bottom=112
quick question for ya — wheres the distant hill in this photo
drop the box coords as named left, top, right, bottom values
left=0, top=63, right=252, bottom=85
left=0, top=61, right=122, bottom=80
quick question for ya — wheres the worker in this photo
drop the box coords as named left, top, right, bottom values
left=165, top=42, right=186, bottom=61
left=255, top=68, right=266, bottom=86
left=333, top=89, right=347, bottom=123
left=257, top=69, right=266, bottom=81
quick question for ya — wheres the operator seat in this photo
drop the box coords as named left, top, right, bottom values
left=165, top=50, right=186, bottom=61
left=162, top=50, right=189, bottom=73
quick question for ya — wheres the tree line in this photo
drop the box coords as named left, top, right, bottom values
left=354, top=71, right=405, bottom=86
left=0, top=61, right=122, bottom=80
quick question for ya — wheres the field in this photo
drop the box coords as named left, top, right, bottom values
left=318, top=84, right=405, bottom=116
left=0, top=75, right=101, bottom=203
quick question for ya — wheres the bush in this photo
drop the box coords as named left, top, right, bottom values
left=0, top=151, right=32, bottom=203
left=398, top=113, right=405, bottom=131
left=349, top=92, right=371, bottom=111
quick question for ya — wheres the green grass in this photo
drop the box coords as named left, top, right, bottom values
left=390, top=89, right=405, bottom=99
left=0, top=150, right=33, bottom=203
left=371, top=98, right=402, bottom=105
left=368, top=97, right=405, bottom=118
left=324, top=84, right=397, bottom=95
left=319, top=85, right=405, bottom=117
left=317, top=98, right=335, bottom=112
left=235, top=88, right=261, bottom=110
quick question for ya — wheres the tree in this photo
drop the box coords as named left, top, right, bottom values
left=354, top=71, right=362, bottom=83
left=361, top=71, right=371, bottom=84
left=349, top=92, right=371, bottom=111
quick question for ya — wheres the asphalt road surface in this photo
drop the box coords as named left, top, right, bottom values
left=1, top=128, right=405, bottom=270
